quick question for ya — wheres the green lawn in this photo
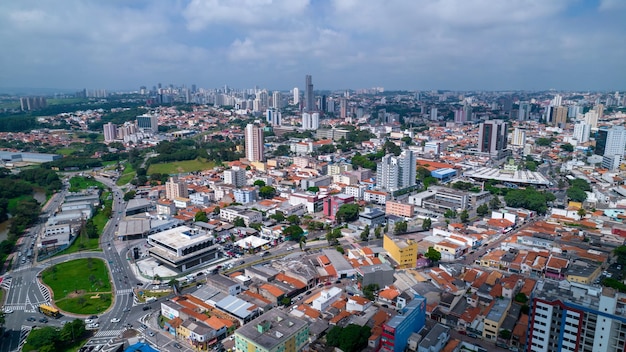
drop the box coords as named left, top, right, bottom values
left=69, top=176, right=104, bottom=192
left=147, top=158, right=216, bottom=175
left=41, top=258, right=112, bottom=314
left=55, top=147, right=81, bottom=156
left=116, top=162, right=135, bottom=186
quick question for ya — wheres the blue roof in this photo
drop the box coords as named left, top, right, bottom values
left=125, top=342, right=160, bottom=352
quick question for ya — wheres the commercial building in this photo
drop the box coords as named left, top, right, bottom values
left=573, top=122, right=591, bottom=143
left=0, top=151, right=61, bottom=163
left=430, top=168, right=457, bottom=183
left=304, top=74, right=314, bottom=112
left=376, top=149, right=417, bottom=191
left=266, top=108, right=281, bottom=126
left=380, top=296, right=427, bottom=352
left=478, top=119, right=508, bottom=156
left=301, top=112, right=319, bottom=130
left=219, top=206, right=263, bottom=226
left=322, top=194, right=354, bottom=221
left=234, top=310, right=309, bottom=352
left=359, top=207, right=386, bottom=227
left=356, top=263, right=395, bottom=288
left=528, top=280, right=626, bottom=352
left=383, top=234, right=418, bottom=268
left=316, top=128, right=350, bottom=141
left=483, top=298, right=511, bottom=340
left=103, top=122, right=117, bottom=142
left=147, top=226, right=221, bottom=272
left=245, top=124, right=265, bottom=162
left=136, top=113, right=158, bottom=133
left=595, top=126, right=626, bottom=158
left=511, top=127, right=526, bottom=147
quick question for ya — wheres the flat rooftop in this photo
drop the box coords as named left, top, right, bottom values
left=149, top=225, right=212, bottom=249
left=236, top=310, right=308, bottom=350
left=464, top=167, right=551, bottom=186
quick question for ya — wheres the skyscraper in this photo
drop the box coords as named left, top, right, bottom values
left=103, top=122, right=117, bottom=142
left=245, top=124, right=265, bottom=162
left=596, top=125, right=626, bottom=157
left=376, top=149, right=417, bottom=191
left=305, top=74, right=314, bottom=112
left=272, top=91, right=282, bottom=109
left=511, top=128, right=526, bottom=147
left=340, top=98, right=347, bottom=119
left=293, top=87, right=299, bottom=105
left=302, top=112, right=319, bottom=130
left=518, top=102, right=530, bottom=121
left=573, top=122, right=591, bottom=143
left=266, top=108, right=281, bottom=126
left=430, top=107, right=438, bottom=121
left=478, top=120, right=507, bottom=154
left=552, top=106, right=568, bottom=127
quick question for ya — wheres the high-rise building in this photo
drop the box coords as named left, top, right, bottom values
left=376, top=149, right=417, bottom=191
left=584, top=110, right=599, bottom=129
left=223, top=167, right=246, bottom=187
left=271, top=91, right=282, bottom=109
left=305, top=74, right=314, bottom=112
left=573, top=122, right=591, bottom=143
left=518, top=102, right=530, bottom=121
left=478, top=120, right=508, bottom=154
left=430, top=107, right=438, bottom=121
left=301, top=112, right=319, bottom=130
left=340, top=98, right=347, bottom=119
left=292, top=87, right=299, bottom=105
left=511, top=128, right=526, bottom=147
left=165, top=176, right=188, bottom=200
left=245, top=124, right=264, bottom=162
left=551, top=106, right=568, bottom=127
left=266, top=108, right=281, bottom=126
left=602, top=126, right=626, bottom=157
left=551, top=94, right=562, bottom=107
left=528, top=281, right=626, bottom=352
left=136, top=114, right=158, bottom=133
left=103, top=122, right=117, bottom=142
left=595, top=104, right=605, bottom=119
left=326, top=97, right=335, bottom=113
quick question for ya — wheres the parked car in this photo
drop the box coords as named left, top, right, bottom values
left=143, top=306, right=151, bottom=311
left=173, top=343, right=182, bottom=349
left=27, top=317, right=36, bottom=322
left=148, top=331, right=155, bottom=337
left=467, top=333, right=478, bottom=338
left=110, top=318, right=121, bottom=323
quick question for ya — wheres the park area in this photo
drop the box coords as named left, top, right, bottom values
left=41, top=258, right=112, bottom=315
left=147, top=158, right=215, bottom=175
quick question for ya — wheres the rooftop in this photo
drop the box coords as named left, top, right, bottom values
left=235, top=310, right=308, bottom=350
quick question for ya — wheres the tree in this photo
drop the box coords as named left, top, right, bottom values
left=360, top=225, right=370, bottom=242
left=253, top=180, right=266, bottom=187
left=259, top=186, right=277, bottom=199
left=287, top=214, right=300, bottom=225
left=0, top=311, right=4, bottom=329
left=577, top=208, right=587, bottom=218
left=307, top=186, right=320, bottom=193
left=459, top=209, right=469, bottom=223
left=394, top=221, right=407, bottom=234
left=499, top=329, right=512, bottom=340
left=283, top=225, right=304, bottom=241
left=233, top=217, right=245, bottom=227
left=299, top=236, right=307, bottom=250
left=281, top=297, right=292, bottom=306
left=335, top=203, right=360, bottom=223
left=424, top=247, right=441, bottom=263
left=212, top=206, right=220, bottom=215
left=560, top=143, right=574, bottom=152
left=270, top=211, right=285, bottom=222
left=325, top=324, right=371, bottom=352
left=444, top=209, right=457, bottom=219
left=374, top=226, right=382, bottom=238
left=570, top=178, right=591, bottom=191
left=514, top=292, right=528, bottom=303
left=363, top=284, right=379, bottom=301
left=168, top=279, right=180, bottom=291
left=566, top=187, right=587, bottom=203
left=489, top=196, right=502, bottom=210
left=476, top=203, right=490, bottom=216
left=416, top=167, right=431, bottom=181
left=26, top=326, right=58, bottom=350
left=123, top=190, right=136, bottom=201
left=194, top=211, right=208, bottom=223
left=422, top=218, right=432, bottom=231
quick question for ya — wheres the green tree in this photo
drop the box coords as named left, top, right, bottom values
left=299, top=236, right=307, bottom=251
left=26, top=326, right=58, bottom=350
left=335, top=203, right=360, bottom=223
left=123, top=190, right=136, bottom=201
left=212, top=206, right=220, bottom=215
left=422, top=218, right=432, bottom=231
left=499, top=329, right=512, bottom=340
left=424, top=247, right=441, bottom=263
left=514, top=292, right=528, bottom=303
left=577, top=208, right=587, bottom=218
left=416, top=167, right=431, bottom=181
left=360, top=225, right=370, bottom=241
left=490, top=196, right=502, bottom=210
left=374, top=226, right=382, bottom=238
left=363, top=283, right=379, bottom=301
left=570, top=178, right=591, bottom=191
left=287, top=214, right=301, bottom=225
left=253, top=179, right=266, bottom=187
left=307, top=186, right=320, bottom=193
left=281, top=297, right=292, bottom=306
left=444, top=209, right=457, bottom=219
left=394, top=221, right=407, bottom=234
left=476, top=203, right=490, bottom=216
left=283, top=225, right=304, bottom=241
left=194, top=211, right=208, bottom=223
left=325, top=324, right=372, bottom=352
left=259, top=186, right=277, bottom=199
left=459, top=209, right=469, bottom=223
left=560, top=143, right=574, bottom=152
left=233, top=217, right=245, bottom=227
left=270, top=211, right=285, bottom=222
left=335, top=245, right=345, bottom=254
left=566, top=187, right=587, bottom=202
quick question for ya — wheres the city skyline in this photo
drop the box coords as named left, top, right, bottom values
left=1, top=0, right=625, bottom=92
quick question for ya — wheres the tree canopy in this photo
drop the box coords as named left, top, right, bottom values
left=282, top=225, right=304, bottom=242
left=335, top=203, right=360, bottom=223
left=504, top=187, right=555, bottom=214
left=325, top=324, right=372, bottom=352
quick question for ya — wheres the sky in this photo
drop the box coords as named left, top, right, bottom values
left=0, top=0, right=625, bottom=92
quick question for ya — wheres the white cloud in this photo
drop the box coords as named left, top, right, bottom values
left=183, top=0, right=310, bottom=31
left=599, top=0, right=626, bottom=11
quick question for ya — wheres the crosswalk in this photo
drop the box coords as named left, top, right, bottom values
left=38, top=282, right=51, bottom=302
left=1, top=277, right=11, bottom=289
left=94, top=329, right=125, bottom=338
left=18, top=325, right=32, bottom=351
left=116, top=288, right=134, bottom=295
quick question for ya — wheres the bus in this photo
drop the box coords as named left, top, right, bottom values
left=39, top=304, right=61, bottom=318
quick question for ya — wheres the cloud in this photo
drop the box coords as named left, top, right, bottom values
left=599, top=0, right=626, bottom=11
left=183, top=0, right=310, bottom=31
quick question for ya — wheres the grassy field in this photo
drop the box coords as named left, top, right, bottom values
left=7, top=195, right=33, bottom=213
left=41, top=258, right=112, bottom=314
left=147, top=158, right=216, bottom=175
left=47, top=98, right=89, bottom=105
left=69, top=176, right=104, bottom=192
left=116, top=162, right=135, bottom=186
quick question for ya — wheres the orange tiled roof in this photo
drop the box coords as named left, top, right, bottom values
left=260, top=284, right=284, bottom=298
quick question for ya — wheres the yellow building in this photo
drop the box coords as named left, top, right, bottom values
left=383, top=234, right=418, bottom=268
left=483, top=298, right=512, bottom=340
left=566, top=262, right=602, bottom=284
left=234, top=310, right=309, bottom=352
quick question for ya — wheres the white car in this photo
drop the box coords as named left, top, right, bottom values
left=110, top=318, right=121, bottom=323
left=3, top=308, right=13, bottom=314
left=87, top=323, right=100, bottom=329
left=85, top=319, right=94, bottom=324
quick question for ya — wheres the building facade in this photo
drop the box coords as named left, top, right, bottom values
left=245, top=124, right=265, bottom=162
